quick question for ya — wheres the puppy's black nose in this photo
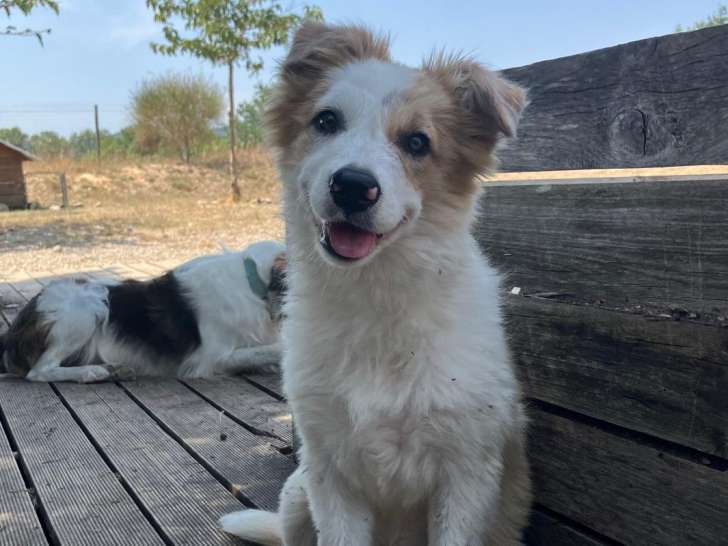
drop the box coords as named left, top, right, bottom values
left=329, top=168, right=380, bottom=214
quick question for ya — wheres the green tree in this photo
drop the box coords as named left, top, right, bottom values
left=101, top=127, right=136, bottom=158
left=0, top=126, right=30, bottom=149
left=68, top=130, right=99, bottom=158
left=131, top=73, right=224, bottom=164
left=29, top=130, right=68, bottom=158
left=236, top=83, right=270, bottom=148
left=146, top=0, right=321, bottom=200
left=676, top=4, right=728, bottom=32
left=1, top=0, right=59, bottom=45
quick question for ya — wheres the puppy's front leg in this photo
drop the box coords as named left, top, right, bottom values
left=306, top=462, right=374, bottom=546
left=428, top=459, right=502, bottom=546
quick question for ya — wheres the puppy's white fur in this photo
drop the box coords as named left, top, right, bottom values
left=222, top=23, right=531, bottom=546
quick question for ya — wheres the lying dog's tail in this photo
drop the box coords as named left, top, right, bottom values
left=219, top=510, right=281, bottom=546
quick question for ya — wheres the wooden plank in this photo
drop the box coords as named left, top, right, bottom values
left=106, top=264, right=149, bottom=280
left=55, top=382, right=245, bottom=546
left=0, top=282, right=29, bottom=329
left=0, top=407, right=48, bottom=546
left=21, top=272, right=56, bottom=288
left=245, top=372, right=284, bottom=400
left=499, top=24, right=728, bottom=171
left=507, top=295, right=728, bottom=457
left=530, top=408, right=728, bottom=546
left=124, top=262, right=164, bottom=278
left=525, top=509, right=609, bottom=546
left=476, top=177, right=728, bottom=318
left=121, top=379, right=294, bottom=510
left=0, top=380, right=164, bottom=546
left=184, top=376, right=292, bottom=445
left=7, top=279, right=41, bottom=302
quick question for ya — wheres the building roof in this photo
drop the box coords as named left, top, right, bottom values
left=0, top=140, right=37, bottom=161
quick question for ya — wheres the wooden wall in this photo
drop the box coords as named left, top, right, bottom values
left=499, top=25, right=728, bottom=171
left=0, top=146, right=28, bottom=209
left=478, top=22, right=728, bottom=545
left=476, top=176, right=728, bottom=545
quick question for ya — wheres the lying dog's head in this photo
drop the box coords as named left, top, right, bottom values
left=268, top=22, right=527, bottom=267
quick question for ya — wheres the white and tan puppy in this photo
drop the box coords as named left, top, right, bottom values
left=221, top=22, right=531, bottom=546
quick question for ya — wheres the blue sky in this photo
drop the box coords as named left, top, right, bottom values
left=1, top=0, right=722, bottom=135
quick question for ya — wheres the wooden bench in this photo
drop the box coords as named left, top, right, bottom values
left=1, top=25, right=727, bottom=546
left=481, top=23, right=728, bottom=546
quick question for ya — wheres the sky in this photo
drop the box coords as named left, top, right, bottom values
left=0, top=0, right=722, bottom=136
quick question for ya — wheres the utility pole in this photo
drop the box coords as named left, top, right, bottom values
left=94, top=104, right=101, bottom=165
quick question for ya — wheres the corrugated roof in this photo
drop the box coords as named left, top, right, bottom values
left=0, top=139, right=37, bottom=161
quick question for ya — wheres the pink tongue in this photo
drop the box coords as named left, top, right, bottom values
left=328, top=222, right=377, bottom=259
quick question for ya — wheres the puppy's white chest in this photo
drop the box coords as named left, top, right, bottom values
left=337, top=387, right=441, bottom=505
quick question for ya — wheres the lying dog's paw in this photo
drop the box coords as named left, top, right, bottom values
left=80, top=365, right=112, bottom=383
left=102, top=364, right=137, bottom=381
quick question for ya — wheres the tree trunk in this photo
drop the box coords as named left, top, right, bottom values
left=228, top=61, right=241, bottom=202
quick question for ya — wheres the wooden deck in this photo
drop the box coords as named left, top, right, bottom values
left=0, top=263, right=293, bottom=546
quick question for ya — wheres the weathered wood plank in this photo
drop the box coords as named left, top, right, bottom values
left=499, top=25, right=728, bottom=170
left=4, top=279, right=41, bottom=301
left=0, top=282, right=31, bottom=331
left=185, top=377, right=292, bottom=445
left=525, top=509, right=610, bottom=546
left=0, top=380, right=164, bottom=546
left=121, top=379, right=294, bottom=510
left=477, top=178, right=728, bottom=317
left=530, top=408, right=728, bottom=546
left=55, top=382, right=245, bottom=546
left=0, top=407, right=48, bottom=546
left=245, top=372, right=284, bottom=400
left=507, top=295, right=728, bottom=457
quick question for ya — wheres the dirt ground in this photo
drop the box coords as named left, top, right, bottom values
left=1, top=148, right=283, bottom=277
left=2, top=151, right=727, bottom=278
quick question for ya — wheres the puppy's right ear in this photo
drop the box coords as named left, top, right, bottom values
left=282, top=21, right=391, bottom=81
left=266, top=22, right=390, bottom=150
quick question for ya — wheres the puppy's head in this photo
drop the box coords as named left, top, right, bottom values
left=268, top=22, right=527, bottom=267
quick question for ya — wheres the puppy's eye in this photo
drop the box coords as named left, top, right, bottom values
left=401, top=132, right=431, bottom=157
left=313, top=110, right=340, bottom=135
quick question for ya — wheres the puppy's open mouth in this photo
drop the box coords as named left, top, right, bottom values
left=319, top=220, right=402, bottom=261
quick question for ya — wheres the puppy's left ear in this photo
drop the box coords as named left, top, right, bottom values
left=426, top=55, right=528, bottom=141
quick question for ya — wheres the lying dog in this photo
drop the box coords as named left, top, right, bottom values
left=0, top=241, right=286, bottom=383
left=221, top=22, right=531, bottom=546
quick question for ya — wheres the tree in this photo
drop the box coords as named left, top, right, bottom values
left=146, top=0, right=321, bottom=201
left=236, top=83, right=270, bottom=148
left=29, top=130, right=68, bottom=158
left=1, top=0, right=58, bottom=46
left=68, top=130, right=99, bottom=158
left=676, top=4, right=728, bottom=32
left=0, top=126, right=30, bottom=149
left=131, top=73, right=224, bottom=164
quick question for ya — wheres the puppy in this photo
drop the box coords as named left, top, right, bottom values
left=0, top=241, right=286, bottom=382
left=221, top=23, right=531, bottom=546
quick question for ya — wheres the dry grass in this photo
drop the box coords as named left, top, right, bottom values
left=2, top=148, right=726, bottom=278
left=1, top=148, right=283, bottom=277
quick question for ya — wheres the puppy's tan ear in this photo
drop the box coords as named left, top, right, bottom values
left=426, top=54, right=528, bottom=141
left=267, top=22, right=391, bottom=150
left=283, top=22, right=391, bottom=80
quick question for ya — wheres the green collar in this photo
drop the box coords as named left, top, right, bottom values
left=244, top=257, right=269, bottom=300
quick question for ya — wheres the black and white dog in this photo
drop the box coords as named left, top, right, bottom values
left=0, top=241, right=286, bottom=383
